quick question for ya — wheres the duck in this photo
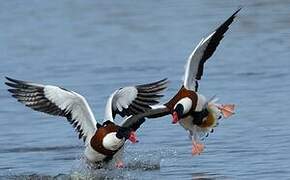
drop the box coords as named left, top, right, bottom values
left=5, top=76, right=168, bottom=168
left=150, top=9, right=240, bottom=156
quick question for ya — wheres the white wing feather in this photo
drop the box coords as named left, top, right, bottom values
left=103, top=87, right=138, bottom=122
left=104, top=79, right=168, bottom=123
left=183, top=9, right=240, bottom=91
left=44, top=86, right=97, bottom=144
left=5, top=77, right=97, bottom=145
left=183, top=32, right=215, bottom=90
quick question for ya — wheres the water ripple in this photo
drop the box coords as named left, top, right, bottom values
left=0, top=145, right=82, bottom=154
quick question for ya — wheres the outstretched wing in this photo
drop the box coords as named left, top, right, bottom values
left=5, top=77, right=97, bottom=145
left=183, top=8, right=241, bottom=91
left=104, top=78, right=168, bottom=122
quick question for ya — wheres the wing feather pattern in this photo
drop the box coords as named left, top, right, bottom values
left=184, top=8, right=241, bottom=91
left=5, top=77, right=97, bottom=145
left=104, top=78, right=168, bottom=122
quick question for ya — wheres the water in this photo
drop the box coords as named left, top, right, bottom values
left=0, top=0, right=290, bottom=179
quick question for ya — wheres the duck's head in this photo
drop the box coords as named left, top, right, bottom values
left=172, top=103, right=183, bottom=124
left=116, top=126, right=139, bottom=143
left=172, top=97, right=192, bottom=124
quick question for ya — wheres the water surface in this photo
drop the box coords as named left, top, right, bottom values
left=0, top=0, right=290, bottom=179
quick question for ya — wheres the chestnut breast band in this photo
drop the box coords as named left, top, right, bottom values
left=90, top=124, right=123, bottom=157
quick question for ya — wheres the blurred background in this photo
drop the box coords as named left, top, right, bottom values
left=0, top=0, right=290, bottom=179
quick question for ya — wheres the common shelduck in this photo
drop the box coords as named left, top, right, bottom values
left=150, top=9, right=240, bottom=155
left=5, top=77, right=168, bottom=167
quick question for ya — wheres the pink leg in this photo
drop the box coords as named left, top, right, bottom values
left=128, top=131, right=139, bottom=144
left=115, top=161, right=125, bottom=168
left=191, top=140, right=204, bottom=156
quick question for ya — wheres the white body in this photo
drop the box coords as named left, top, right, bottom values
left=179, top=99, right=222, bottom=142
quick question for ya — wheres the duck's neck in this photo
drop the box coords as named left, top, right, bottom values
left=165, top=86, right=198, bottom=112
left=174, top=97, right=193, bottom=115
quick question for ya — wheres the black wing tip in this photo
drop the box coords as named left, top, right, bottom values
left=7, top=89, right=15, bottom=93
left=5, top=76, right=19, bottom=83
left=5, top=77, right=20, bottom=92
left=154, top=78, right=168, bottom=82
left=136, top=78, right=169, bottom=94
left=5, top=76, right=35, bottom=86
left=228, top=8, right=241, bottom=23
left=5, top=76, right=13, bottom=81
left=5, top=76, right=14, bottom=86
left=159, top=78, right=169, bottom=85
left=221, top=7, right=242, bottom=28
left=149, top=78, right=169, bottom=87
left=222, top=8, right=240, bottom=23
left=5, top=76, right=28, bottom=87
left=234, top=7, right=242, bottom=16
left=5, top=82, right=17, bottom=88
left=157, top=78, right=169, bottom=90
left=159, top=78, right=168, bottom=83
left=137, top=78, right=169, bottom=87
